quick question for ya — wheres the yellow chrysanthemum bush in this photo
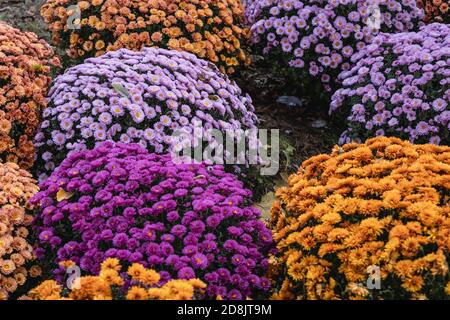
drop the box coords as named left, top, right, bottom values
left=269, top=136, right=450, bottom=300
left=0, top=162, right=42, bottom=300
left=27, top=258, right=206, bottom=300
left=0, top=22, right=60, bottom=170
left=41, top=0, right=250, bottom=73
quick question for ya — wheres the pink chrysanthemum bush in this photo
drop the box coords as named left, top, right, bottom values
left=330, top=23, right=450, bottom=145
left=31, top=142, right=274, bottom=300
left=0, top=162, right=41, bottom=300
left=34, top=47, right=258, bottom=182
left=247, top=0, right=423, bottom=100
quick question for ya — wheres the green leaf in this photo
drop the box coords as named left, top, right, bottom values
left=112, top=83, right=130, bottom=98
left=31, top=63, right=44, bottom=72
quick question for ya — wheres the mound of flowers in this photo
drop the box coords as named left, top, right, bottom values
left=0, top=162, right=41, bottom=300
left=269, top=136, right=450, bottom=300
left=34, top=47, right=258, bottom=182
left=417, top=0, right=449, bottom=23
left=247, top=0, right=423, bottom=97
left=330, top=23, right=450, bottom=145
left=27, top=258, right=206, bottom=300
left=31, top=142, right=274, bottom=300
left=41, top=0, right=249, bottom=74
left=0, top=22, right=60, bottom=169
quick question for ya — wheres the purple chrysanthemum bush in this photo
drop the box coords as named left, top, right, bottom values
left=330, top=23, right=450, bottom=145
left=247, top=0, right=423, bottom=97
left=30, top=142, right=274, bottom=300
left=34, top=47, right=258, bottom=182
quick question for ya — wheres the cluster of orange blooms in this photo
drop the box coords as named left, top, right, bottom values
left=41, top=0, right=250, bottom=74
left=27, top=258, right=206, bottom=300
left=417, top=0, right=450, bottom=23
left=0, top=22, right=60, bottom=170
left=0, top=162, right=42, bottom=300
left=269, top=136, right=450, bottom=300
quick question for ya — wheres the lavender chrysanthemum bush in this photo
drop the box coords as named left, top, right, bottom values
left=330, top=23, right=450, bottom=145
left=247, top=0, right=423, bottom=98
left=31, top=142, right=274, bottom=300
left=34, top=47, right=258, bottom=182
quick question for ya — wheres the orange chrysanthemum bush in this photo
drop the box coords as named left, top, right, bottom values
left=41, top=0, right=250, bottom=74
left=417, top=0, right=450, bottom=23
left=0, top=22, right=60, bottom=170
left=0, top=162, right=42, bottom=300
left=269, top=136, right=450, bottom=300
left=27, top=258, right=206, bottom=300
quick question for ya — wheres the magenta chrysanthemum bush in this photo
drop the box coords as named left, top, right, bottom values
left=330, top=23, right=450, bottom=145
left=30, top=142, right=274, bottom=300
left=247, top=0, right=423, bottom=97
left=34, top=47, right=258, bottom=182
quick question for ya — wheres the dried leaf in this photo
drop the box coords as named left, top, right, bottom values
left=56, top=188, right=73, bottom=202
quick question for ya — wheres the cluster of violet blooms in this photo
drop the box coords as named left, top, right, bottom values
left=330, top=23, right=450, bottom=145
left=34, top=47, right=258, bottom=182
left=247, top=0, right=423, bottom=93
left=31, top=142, right=274, bottom=299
